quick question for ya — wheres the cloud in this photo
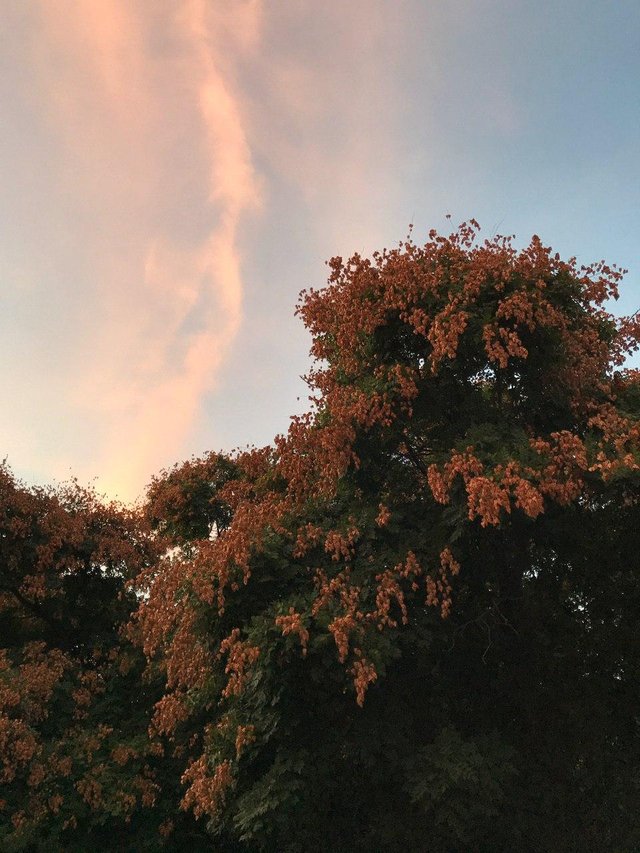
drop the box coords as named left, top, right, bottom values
left=1, top=1, right=416, bottom=502
left=6, top=0, right=262, bottom=501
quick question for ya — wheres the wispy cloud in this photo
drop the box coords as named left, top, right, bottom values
left=1, top=1, right=417, bottom=501
left=6, top=0, right=262, bottom=500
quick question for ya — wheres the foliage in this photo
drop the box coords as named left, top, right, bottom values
left=0, top=466, right=211, bottom=850
left=2, top=221, right=640, bottom=850
left=134, top=223, right=640, bottom=850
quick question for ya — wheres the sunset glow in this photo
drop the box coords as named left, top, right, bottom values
left=1, top=1, right=638, bottom=501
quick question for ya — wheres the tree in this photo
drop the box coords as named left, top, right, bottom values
left=136, top=222, right=640, bottom=850
left=0, top=466, right=211, bottom=851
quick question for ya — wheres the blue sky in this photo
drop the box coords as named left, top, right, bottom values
left=1, top=0, right=638, bottom=501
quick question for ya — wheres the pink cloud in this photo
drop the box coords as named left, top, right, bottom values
left=16, top=0, right=263, bottom=501
left=2, top=1, right=414, bottom=501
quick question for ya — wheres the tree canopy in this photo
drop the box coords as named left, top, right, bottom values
left=2, top=222, right=640, bottom=850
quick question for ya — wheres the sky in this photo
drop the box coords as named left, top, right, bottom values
left=1, top=0, right=638, bottom=503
